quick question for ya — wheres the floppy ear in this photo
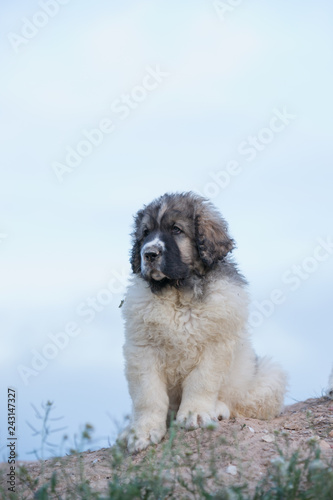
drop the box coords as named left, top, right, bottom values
left=195, top=200, right=235, bottom=267
left=130, top=209, right=144, bottom=274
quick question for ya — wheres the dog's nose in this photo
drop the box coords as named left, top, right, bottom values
left=141, top=238, right=164, bottom=264
left=144, top=249, right=161, bottom=262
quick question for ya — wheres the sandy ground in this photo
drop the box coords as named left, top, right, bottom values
left=1, top=397, right=333, bottom=498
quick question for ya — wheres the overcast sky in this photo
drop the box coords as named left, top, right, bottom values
left=1, top=0, right=333, bottom=460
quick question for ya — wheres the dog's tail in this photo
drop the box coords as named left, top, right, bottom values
left=234, top=356, right=288, bottom=419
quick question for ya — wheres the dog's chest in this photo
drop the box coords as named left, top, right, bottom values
left=140, top=288, right=205, bottom=350
left=123, top=276, right=247, bottom=386
left=141, top=292, right=205, bottom=382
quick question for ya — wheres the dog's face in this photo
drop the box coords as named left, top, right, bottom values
left=130, top=192, right=234, bottom=291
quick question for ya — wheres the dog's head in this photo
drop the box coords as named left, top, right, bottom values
left=130, top=192, right=235, bottom=291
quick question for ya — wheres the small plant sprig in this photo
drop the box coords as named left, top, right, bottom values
left=26, top=401, right=67, bottom=461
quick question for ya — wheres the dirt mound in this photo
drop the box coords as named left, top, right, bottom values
left=1, top=397, right=333, bottom=498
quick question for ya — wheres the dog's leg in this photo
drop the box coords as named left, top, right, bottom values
left=215, top=400, right=230, bottom=420
left=120, top=346, right=168, bottom=452
left=176, top=343, right=229, bottom=429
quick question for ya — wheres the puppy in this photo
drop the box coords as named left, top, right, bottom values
left=120, top=192, right=287, bottom=452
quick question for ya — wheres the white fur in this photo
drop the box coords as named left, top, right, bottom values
left=120, top=274, right=287, bottom=452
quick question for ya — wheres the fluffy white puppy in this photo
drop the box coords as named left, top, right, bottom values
left=120, top=192, right=288, bottom=452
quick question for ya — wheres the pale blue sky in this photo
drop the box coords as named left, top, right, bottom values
left=1, top=0, right=333, bottom=460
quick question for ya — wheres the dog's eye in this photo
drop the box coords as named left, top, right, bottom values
left=171, top=225, right=182, bottom=235
left=143, top=228, right=149, bottom=237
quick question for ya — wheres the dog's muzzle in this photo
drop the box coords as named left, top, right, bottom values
left=143, top=246, right=162, bottom=263
left=141, top=238, right=166, bottom=280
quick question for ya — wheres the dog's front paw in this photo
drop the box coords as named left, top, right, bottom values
left=216, top=401, right=230, bottom=420
left=118, top=423, right=166, bottom=453
left=176, top=409, right=218, bottom=430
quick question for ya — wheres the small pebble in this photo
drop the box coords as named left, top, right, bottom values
left=284, top=423, right=301, bottom=431
left=226, top=464, right=237, bottom=476
left=262, top=434, right=274, bottom=443
left=248, top=426, right=254, bottom=433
